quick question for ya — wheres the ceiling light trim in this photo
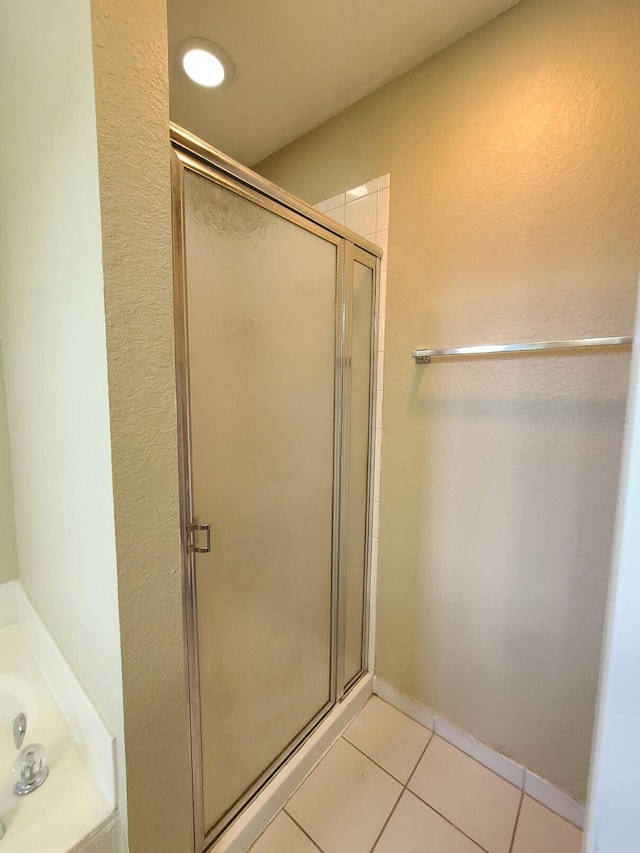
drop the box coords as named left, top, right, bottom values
left=178, top=37, right=235, bottom=89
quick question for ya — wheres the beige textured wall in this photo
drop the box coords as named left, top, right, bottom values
left=90, top=1, right=193, bottom=850
left=0, top=0, right=126, bottom=826
left=0, top=347, right=18, bottom=584
left=257, top=0, right=640, bottom=801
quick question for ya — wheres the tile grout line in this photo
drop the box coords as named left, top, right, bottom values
left=405, top=789, right=492, bottom=853
left=369, top=788, right=404, bottom=853
left=282, top=807, right=325, bottom=852
left=406, top=731, right=435, bottom=789
left=525, top=791, right=584, bottom=831
left=428, top=729, right=569, bottom=841
left=377, top=683, right=535, bottom=794
left=381, top=689, right=583, bottom=830
left=369, top=733, right=435, bottom=852
left=404, top=727, right=492, bottom=853
left=430, top=727, right=524, bottom=792
left=403, top=723, right=522, bottom=853
left=341, top=711, right=496, bottom=852
left=340, top=732, right=430, bottom=785
left=276, top=697, right=524, bottom=853
left=380, top=684, right=586, bottom=832
left=508, top=790, right=525, bottom=853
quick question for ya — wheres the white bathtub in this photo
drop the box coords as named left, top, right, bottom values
left=0, top=667, right=37, bottom=841
left=0, top=671, right=38, bottom=766
left=0, top=613, right=115, bottom=851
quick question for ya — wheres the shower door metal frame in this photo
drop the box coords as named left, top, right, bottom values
left=170, top=124, right=382, bottom=852
left=337, top=244, right=380, bottom=697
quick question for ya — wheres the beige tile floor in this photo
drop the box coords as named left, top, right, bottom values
left=250, top=696, right=583, bottom=853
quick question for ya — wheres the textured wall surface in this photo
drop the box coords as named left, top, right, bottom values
left=0, top=0, right=125, bottom=823
left=0, top=348, right=18, bottom=584
left=257, top=0, right=640, bottom=801
left=90, top=1, right=193, bottom=850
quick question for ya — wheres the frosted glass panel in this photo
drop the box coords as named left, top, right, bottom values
left=183, top=171, right=337, bottom=833
left=343, top=260, right=374, bottom=685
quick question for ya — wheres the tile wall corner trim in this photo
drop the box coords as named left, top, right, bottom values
left=373, top=676, right=585, bottom=829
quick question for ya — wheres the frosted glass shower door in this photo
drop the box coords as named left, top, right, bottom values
left=180, top=168, right=340, bottom=839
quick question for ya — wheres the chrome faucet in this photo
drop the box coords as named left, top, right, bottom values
left=13, top=713, right=27, bottom=750
left=0, top=713, right=31, bottom=840
left=14, top=743, right=49, bottom=796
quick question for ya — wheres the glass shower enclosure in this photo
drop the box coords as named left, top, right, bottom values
left=170, top=125, right=380, bottom=850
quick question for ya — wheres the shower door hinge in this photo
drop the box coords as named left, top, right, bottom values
left=187, top=521, right=211, bottom=554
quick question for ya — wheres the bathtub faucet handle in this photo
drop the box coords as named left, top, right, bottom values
left=13, top=712, right=27, bottom=750
left=14, top=742, right=49, bottom=796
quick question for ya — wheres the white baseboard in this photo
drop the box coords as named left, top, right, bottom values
left=434, top=714, right=525, bottom=790
left=212, top=673, right=374, bottom=853
left=524, top=770, right=586, bottom=830
left=373, top=676, right=585, bottom=830
left=374, top=675, right=435, bottom=731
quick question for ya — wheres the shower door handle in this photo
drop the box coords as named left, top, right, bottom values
left=187, top=522, right=211, bottom=553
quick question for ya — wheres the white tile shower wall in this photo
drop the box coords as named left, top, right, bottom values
left=315, top=175, right=390, bottom=674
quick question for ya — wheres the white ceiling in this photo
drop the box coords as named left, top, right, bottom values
left=168, top=0, right=521, bottom=166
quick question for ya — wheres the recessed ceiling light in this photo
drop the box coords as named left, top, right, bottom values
left=183, top=49, right=225, bottom=87
left=179, top=38, right=234, bottom=89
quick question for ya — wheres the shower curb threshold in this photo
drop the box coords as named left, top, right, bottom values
left=209, top=672, right=373, bottom=853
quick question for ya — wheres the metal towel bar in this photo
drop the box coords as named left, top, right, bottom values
left=412, top=336, right=633, bottom=364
